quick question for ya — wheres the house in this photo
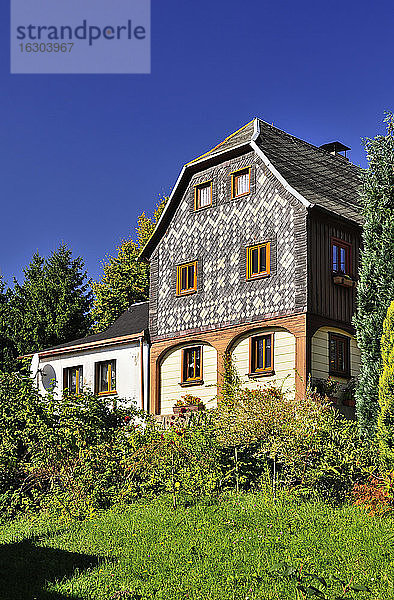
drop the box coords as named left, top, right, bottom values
left=32, top=301, right=149, bottom=410
left=140, top=118, right=362, bottom=416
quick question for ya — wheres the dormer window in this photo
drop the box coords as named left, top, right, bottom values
left=231, top=167, right=251, bottom=198
left=332, top=238, right=351, bottom=275
left=176, top=261, right=197, bottom=296
left=195, top=181, right=212, bottom=210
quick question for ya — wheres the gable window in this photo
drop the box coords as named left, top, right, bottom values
left=64, top=366, right=83, bottom=394
left=231, top=167, right=251, bottom=198
left=329, top=333, right=350, bottom=377
left=182, top=346, right=202, bottom=383
left=246, top=242, right=271, bottom=279
left=96, top=360, right=116, bottom=395
left=332, top=238, right=351, bottom=275
left=195, top=181, right=212, bottom=210
left=176, top=261, right=197, bottom=296
left=250, top=334, right=274, bottom=375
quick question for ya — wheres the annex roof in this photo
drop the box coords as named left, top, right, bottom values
left=33, top=302, right=149, bottom=358
left=141, top=117, right=363, bottom=261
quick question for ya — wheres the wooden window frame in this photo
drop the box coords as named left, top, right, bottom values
left=249, top=333, right=274, bottom=376
left=63, top=365, right=83, bottom=394
left=194, top=180, right=213, bottom=211
left=176, top=261, right=198, bottom=296
left=246, top=242, right=271, bottom=280
left=328, top=333, right=350, bottom=378
left=331, top=237, right=352, bottom=276
left=180, top=346, right=203, bottom=385
left=231, top=167, right=251, bottom=199
left=95, top=359, right=117, bottom=396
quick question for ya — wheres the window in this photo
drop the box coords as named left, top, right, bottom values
left=182, top=346, right=202, bottom=383
left=176, top=261, right=197, bottom=296
left=63, top=366, right=83, bottom=393
left=96, top=360, right=116, bottom=395
left=195, top=181, right=212, bottom=210
left=246, top=242, right=270, bottom=279
left=332, top=238, right=351, bottom=275
left=250, top=334, right=274, bottom=374
left=329, top=333, right=350, bottom=377
left=231, top=167, right=251, bottom=198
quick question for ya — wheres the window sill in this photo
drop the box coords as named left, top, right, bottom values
left=329, top=371, right=351, bottom=380
left=98, top=390, right=118, bottom=397
left=231, top=192, right=250, bottom=200
left=179, top=379, right=204, bottom=387
left=248, top=371, right=275, bottom=379
left=176, top=290, right=197, bottom=297
left=194, top=204, right=213, bottom=212
left=246, top=273, right=270, bottom=281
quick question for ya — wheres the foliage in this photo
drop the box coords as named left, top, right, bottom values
left=8, top=244, right=92, bottom=356
left=353, top=113, right=394, bottom=438
left=377, top=300, right=394, bottom=471
left=175, top=394, right=203, bottom=407
left=353, top=475, right=394, bottom=516
left=92, top=197, right=167, bottom=332
left=0, top=276, right=17, bottom=373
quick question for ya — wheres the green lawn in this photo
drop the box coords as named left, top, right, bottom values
left=0, top=493, right=393, bottom=600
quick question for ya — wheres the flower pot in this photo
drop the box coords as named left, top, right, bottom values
left=333, top=275, right=354, bottom=288
left=173, top=403, right=205, bottom=414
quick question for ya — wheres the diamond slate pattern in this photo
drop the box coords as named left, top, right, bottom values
left=149, top=151, right=307, bottom=339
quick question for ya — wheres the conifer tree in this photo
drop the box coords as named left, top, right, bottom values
left=377, top=300, right=394, bottom=470
left=0, top=277, right=17, bottom=372
left=354, top=114, right=394, bottom=437
left=9, top=244, right=92, bottom=356
left=92, top=197, right=166, bottom=333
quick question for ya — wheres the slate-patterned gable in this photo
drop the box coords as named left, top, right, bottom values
left=149, top=150, right=307, bottom=340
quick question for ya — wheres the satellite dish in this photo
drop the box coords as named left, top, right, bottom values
left=30, top=353, right=40, bottom=378
left=41, top=364, right=57, bottom=391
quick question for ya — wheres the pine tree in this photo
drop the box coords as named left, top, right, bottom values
left=92, top=197, right=167, bottom=332
left=377, top=300, right=394, bottom=471
left=354, top=113, right=394, bottom=438
left=9, top=244, right=92, bottom=355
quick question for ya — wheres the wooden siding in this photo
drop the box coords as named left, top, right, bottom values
left=311, top=326, right=361, bottom=382
left=231, top=328, right=296, bottom=395
left=160, top=344, right=217, bottom=414
left=308, top=210, right=361, bottom=325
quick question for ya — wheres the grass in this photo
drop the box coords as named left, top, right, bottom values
left=0, top=492, right=393, bottom=599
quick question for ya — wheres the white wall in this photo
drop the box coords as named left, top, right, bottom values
left=159, top=343, right=217, bottom=414
left=231, top=327, right=296, bottom=395
left=37, top=341, right=149, bottom=410
left=311, top=326, right=360, bottom=383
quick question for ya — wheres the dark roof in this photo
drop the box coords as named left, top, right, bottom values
left=40, top=302, right=149, bottom=354
left=141, top=117, right=363, bottom=260
left=256, top=119, right=363, bottom=225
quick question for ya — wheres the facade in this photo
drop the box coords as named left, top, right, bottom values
left=141, top=118, right=363, bottom=415
left=33, top=302, right=149, bottom=411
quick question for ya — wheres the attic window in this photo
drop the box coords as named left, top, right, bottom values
left=195, top=181, right=212, bottom=210
left=231, top=167, right=251, bottom=198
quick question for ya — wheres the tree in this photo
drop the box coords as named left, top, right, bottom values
left=9, top=244, right=92, bottom=356
left=354, top=113, right=394, bottom=438
left=0, top=277, right=17, bottom=372
left=377, top=301, right=394, bottom=471
left=92, top=197, right=167, bottom=332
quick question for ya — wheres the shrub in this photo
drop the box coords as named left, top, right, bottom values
left=353, top=475, right=394, bottom=516
left=377, top=300, right=394, bottom=471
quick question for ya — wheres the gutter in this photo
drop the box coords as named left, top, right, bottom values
left=21, top=330, right=145, bottom=360
left=139, top=335, right=144, bottom=412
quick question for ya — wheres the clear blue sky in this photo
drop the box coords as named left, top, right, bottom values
left=1, top=0, right=393, bottom=285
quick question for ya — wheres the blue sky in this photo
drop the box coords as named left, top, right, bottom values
left=1, top=0, right=393, bottom=284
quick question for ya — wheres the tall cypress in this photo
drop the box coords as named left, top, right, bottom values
left=354, top=114, right=394, bottom=438
left=377, top=301, right=394, bottom=470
